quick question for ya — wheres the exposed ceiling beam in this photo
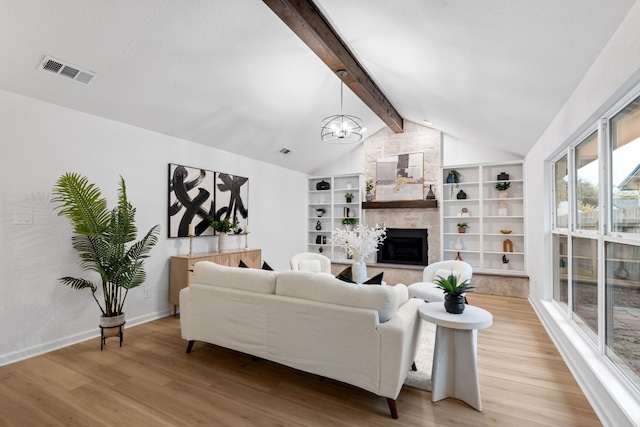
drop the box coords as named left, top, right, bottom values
left=263, top=0, right=404, bottom=133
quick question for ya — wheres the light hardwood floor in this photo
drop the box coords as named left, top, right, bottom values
left=0, top=294, right=601, bottom=426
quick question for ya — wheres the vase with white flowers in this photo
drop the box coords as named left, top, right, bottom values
left=331, top=224, right=387, bottom=283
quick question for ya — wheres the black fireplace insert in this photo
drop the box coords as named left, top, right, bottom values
left=377, top=228, right=428, bottom=266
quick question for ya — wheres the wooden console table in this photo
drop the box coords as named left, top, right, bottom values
left=169, top=248, right=261, bottom=314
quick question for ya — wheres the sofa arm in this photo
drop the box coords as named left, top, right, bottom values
left=376, top=297, right=424, bottom=399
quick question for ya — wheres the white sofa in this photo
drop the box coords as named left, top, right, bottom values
left=180, top=261, right=424, bottom=418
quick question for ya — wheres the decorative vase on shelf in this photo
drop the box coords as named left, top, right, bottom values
left=352, top=256, right=367, bottom=284
left=444, top=295, right=465, bottom=314
left=316, top=220, right=322, bottom=230
left=498, top=191, right=508, bottom=199
left=426, top=185, right=436, bottom=199
left=366, top=192, right=373, bottom=201
left=456, top=189, right=467, bottom=199
left=454, top=237, right=463, bottom=250
left=218, top=232, right=230, bottom=252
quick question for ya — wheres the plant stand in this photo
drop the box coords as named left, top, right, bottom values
left=100, top=322, right=125, bottom=350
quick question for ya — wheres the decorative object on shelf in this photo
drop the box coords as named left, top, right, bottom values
left=345, top=192, right=354, bottom=203
left=316, top=180, right=330, bottom=190
left=502, top=254, right=510, bottom=270
left=322, top=236, right=327, bottom=244
left=496, top=181, right=511, bottom=198
left=348, top=210, right=356, bottom=218
left=365, top=179, right=374, bottom=201
left=376, top=152, right=424, bottom=201
left=456, top=189, right=467, bottom=199
left=316, top=235, right=322, bottom=244
left=319, top=246, right=323, bottom=253
left=498, top=201, right=508, bottom=216
left=455, top=252, right=463, bottom=261
left=434, top=271, right=474, bottom=314
left=316, top=220, right=322, bottom=231
left=500, top=229, right=512, bottom=234
left=244, top=225, right=250, bottom=249
left=461, top=207, right=469, bottom=217
left=346, top=182, right=353, bottom=190
left=321, top=70, right=363, bottom=144
left=331, top=224, right=387, bottom=284
left=52, top=173, right=160, bottom=349
left=426, top=184, right=436, bottom=200
left=559, top=258, right=566, bottom=268
left=446, top=169, right=460, bottom=184
left=454, top=237, right=463, bottom=250
left=503, top=239, right=513, bottom=253
left=316, top=207, right=326, bottom=217
left=497, top=172, right=510, bottom=181
left=457, top=222, right=469, bottom=233
left=209, top=217, right=238, bottom=252
left=341, top=217, right=357, bottom=231
left=447, top=169, right=460, bottom=196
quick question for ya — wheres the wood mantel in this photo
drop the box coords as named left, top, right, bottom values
left=362, top=200, right=438, bottom=209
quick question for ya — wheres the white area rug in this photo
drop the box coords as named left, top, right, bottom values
left=403, top=322, right=436, bottom=391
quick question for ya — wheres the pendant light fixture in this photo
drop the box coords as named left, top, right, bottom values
left=321, top=70, right=363, bottom=143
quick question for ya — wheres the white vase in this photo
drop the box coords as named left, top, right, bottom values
left=352, top=256, right=367, bottom=284
left=218, top=232, right=230, bottom=252
left=502, top=263, right=509, bottom=270
left=498, top=191, right=508, bottom=199
left=454, top=237, right=463, bottom=250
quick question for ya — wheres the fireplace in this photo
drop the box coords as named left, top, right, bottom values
left=377, top=228, right=428, bottom=266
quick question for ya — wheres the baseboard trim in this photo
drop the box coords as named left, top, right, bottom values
left=0, top=309, right=173, bottom=367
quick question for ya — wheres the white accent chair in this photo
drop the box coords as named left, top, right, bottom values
left=408, top=260, right=473, bottom=302
left=290, top=252, right=332, bottom=274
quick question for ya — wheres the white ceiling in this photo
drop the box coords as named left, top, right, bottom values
left=0, top=0, right=635, bottom=174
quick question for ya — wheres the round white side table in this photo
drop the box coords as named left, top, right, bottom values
left=418, top=302, right=493, bottom=411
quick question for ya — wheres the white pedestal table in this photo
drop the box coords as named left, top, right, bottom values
left=418, top=302, right=493, bottom=410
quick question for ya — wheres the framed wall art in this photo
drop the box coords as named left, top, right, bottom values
left=214, top=173, right=249, bottom=233
left=375, top=152, right=424, bottom=201
left=168, top=164, right=215, bottom=238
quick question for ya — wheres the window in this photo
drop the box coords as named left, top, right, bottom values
left=610, top=95, right=640, bottom=234
left=605, top=241, right=640, bottom=385
left=554, top=155, right=569, bottom=229
left=572, top=237, right=598, bottom=340
left=575, top=132, right=599, bottom=231
left=553, top=234, right=568, bottom=310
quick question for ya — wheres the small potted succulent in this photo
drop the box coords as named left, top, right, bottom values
left=434, top=271, right=474, bottom=314
left=345, top=192, right=354, bottom=203
left=457, top=222, right=469, bottom=233
left=496, top=181, right=511, bottom=198
left=315, top=207, right=326, bottom=217
left=341, top=217, right=357, bottom=231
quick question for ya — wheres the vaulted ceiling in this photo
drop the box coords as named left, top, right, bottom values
left=0, top=0, right=635, bottom=174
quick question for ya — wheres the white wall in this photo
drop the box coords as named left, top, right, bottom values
left=525, top=2, right=640, bottom=426
left=442, top=133, right=522, bottom=166
left=0, top=89, right=307, bottom=365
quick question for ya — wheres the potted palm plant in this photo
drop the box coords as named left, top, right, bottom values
left=434, top=271, right=474, bottom=314
left=52, top=173, right=160, bottom=348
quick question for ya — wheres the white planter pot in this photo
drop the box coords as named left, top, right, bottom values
left=502, top=263, right=509, bottom=270
left=498, top=191, right=508, bottom=199
left=218, top=232, right=230, bottom=252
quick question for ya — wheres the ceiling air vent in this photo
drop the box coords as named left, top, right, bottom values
left=279, top=148, right=293, bottom=156
left=37, top=55, right=97, bottom=86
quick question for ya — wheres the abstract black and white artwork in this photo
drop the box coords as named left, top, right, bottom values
left=376, top=152, right=424, bottom=201
left=214, top=173, right=249, bottom=233
left=168, top=164, right=215, bottom=238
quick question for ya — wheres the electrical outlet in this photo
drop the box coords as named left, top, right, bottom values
left=143, top=287, right=151, bottom=299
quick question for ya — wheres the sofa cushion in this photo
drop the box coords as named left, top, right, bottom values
left=275, top=270, right=399, bottom=322
left=193, top=261, right=277, bottom=294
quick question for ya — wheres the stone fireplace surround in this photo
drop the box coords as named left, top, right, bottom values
left=329, top=121, right=529, bottom=299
